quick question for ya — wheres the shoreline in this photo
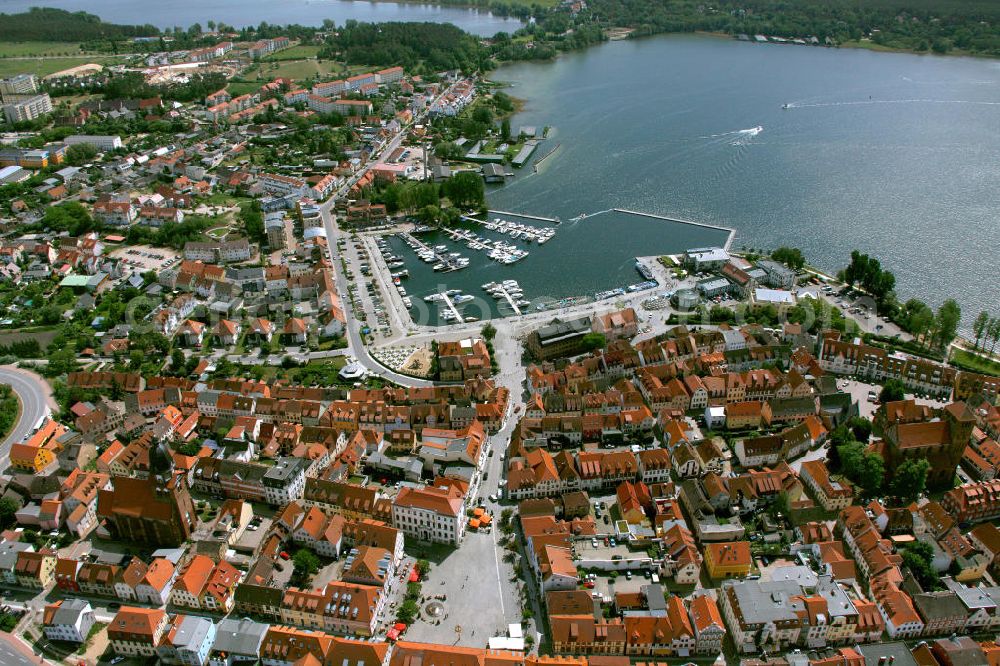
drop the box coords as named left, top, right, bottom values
left=318, top=0, right=1000, bottom=63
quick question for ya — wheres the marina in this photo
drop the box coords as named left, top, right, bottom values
left=483, top=280, right=525, bottom=316
left=396, top=232, right=471, bottom=272
left=378, top=209, right=729, bottom=325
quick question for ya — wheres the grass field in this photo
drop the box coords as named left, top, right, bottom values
left=952, top=347, right=1000, bottom=376
left=0, top=56, right=122, bottom=79
left=264, top=44, right=321, bottom=61
left=0, top=41, right=87, bottom=57
left=244, top=59, right=378, bottom=84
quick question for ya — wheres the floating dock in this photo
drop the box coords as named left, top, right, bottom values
left=399, top=232, right=465, bottom=271
left=494, top=285, right=522, bottom=316
left=439, top=292, right=464, bottom=322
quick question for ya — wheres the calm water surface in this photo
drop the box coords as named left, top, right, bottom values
left=0, top=0, right=521, bottom=35
left=490, top=35, right=1000, bottom=331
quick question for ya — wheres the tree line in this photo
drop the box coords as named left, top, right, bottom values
left=319, top=22, right=491, bottom=73
left=580, top=0, right=1000, bottom=56
left=0, top=8, right=157, bottom=42
left=972, top=311, right=1000, bottom=356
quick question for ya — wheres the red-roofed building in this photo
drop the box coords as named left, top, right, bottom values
left=391, top=478, right=467, bottom=545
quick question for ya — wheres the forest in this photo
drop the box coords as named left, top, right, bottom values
left=8, top=0, right=1000, bottom=62
left=0, top=8, right=157, bottom=42
left=581, top=0, right=1000, bottom=55
left=319, top=22, right=491, bottom=73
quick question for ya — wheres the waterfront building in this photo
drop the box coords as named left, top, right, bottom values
left=527, top=317, right=593, bottom=361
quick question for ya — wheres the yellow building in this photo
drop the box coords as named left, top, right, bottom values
left=704, top=541, right=752, bottom=579
left=9, top=443, right=56, bottom=473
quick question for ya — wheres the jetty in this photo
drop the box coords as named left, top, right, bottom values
left=486, top=210, right=558, bottom=224
left=533, top=142, right=559, bottom=172
left=611, top=209, right=737, bottom=250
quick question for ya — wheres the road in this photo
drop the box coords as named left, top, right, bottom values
left=0, top=633, right=43, bottom=666
left=314, top=80, right=473, bottom=387
left=0, top=366, right=55, bottom=472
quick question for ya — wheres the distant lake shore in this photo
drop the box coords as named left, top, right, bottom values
left=487, top=34, right=1000, bottom=335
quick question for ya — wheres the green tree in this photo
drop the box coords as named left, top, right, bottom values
left=435, top=141, right=463, bottom=160
left=0, top=497, right=19, bottom=530
left=973, top=310, right=991, bottom=351
left=481, top=322, right=497, bottom=342
left=65, top=143, right=98, bottom=165
left=43, top=202, right=97, bottom=236
left=826, top=425, right=854, bottom=472
left=580, top=332, right=606, bottom=351
left=990, top=318, right=1000, bottom=355
left=471, top=105, right=493, bottom=125
left=240, top=201, right=265, bottom=245
left=902, top=541, right=940, bottom=591
left=415, top=559, right=430, bottom=578
left=171, top=349, right=185, bottom=373
left=417, top=204, right=440, bottom=224
left=891, top=459, right=930, bottom=503
left=901, top=299, right=935, bottom=345
left=441, top=171, right=485, bottom=208
left=292, top=549, right=320, bottom=585
left=879, top=379, right=906, bottom=404
left=396, top=599, right=419, bottom=624
left=838, top=441, right=883, bottom=497
left=933, top=299, right=961, bottom=350
left=771, top=246, right=805, bottom=270
left=847, top=417, right=872, bottom=443
left=501, top=117, right=511, bottom=141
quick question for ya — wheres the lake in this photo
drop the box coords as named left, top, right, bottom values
left=0, top=0, right=521, bottom=35
left=490, top=35, right=1000, bottom=333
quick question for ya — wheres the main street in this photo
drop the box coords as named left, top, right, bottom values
left=314, top=79, right=469, bottom=387
left=0, top=366, right=56, bottom=472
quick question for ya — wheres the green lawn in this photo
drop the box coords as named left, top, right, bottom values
left=0, top=57, right=111, bottom=79
left=243, top=59, right=371, bottom=84
left=264, top=44, right=321, bottom=61
left=0, top=41, right=88, bottom=57
left=952, top=347, right=1000, bottom=377
left=244, top=58, right=351, bottom=84
left=225, top=80, right=263, bottom=96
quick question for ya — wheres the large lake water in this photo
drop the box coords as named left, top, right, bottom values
left=0, top=0, right=521, bottom=35
left=490, top=35, right=1000, bottom=333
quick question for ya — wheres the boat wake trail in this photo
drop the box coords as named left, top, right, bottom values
left=730, top=125, right=763, bottom=145
left=699, top=125, right=764, bottom=141
left=567, top=208, right=613, bottom=224
left=704, top=127, right=762, bottom=182
left=785, top=99, right=1000, bottom=109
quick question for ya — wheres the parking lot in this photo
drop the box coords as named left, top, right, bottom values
left=838, top=378, right=949, bottom=420
left=109, top=244, right=180, bottom=272
left=233, top=516, right=272, bottom=553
